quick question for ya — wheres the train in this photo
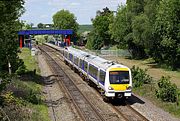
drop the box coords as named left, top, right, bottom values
left=45, top=43, right=132, bottom=101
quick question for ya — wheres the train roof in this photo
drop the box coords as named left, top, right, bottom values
left=67, top=46, right=128, bottom=71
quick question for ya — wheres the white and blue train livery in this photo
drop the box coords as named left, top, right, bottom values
left=63, top=46, right=132, bottom=100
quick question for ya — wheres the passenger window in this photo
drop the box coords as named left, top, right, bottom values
left=80, top=59, right=83, bottom=68
left=84, top=61, right=88, bottom=72
left=74, top=56, right=79, bottom=66
left=69, top=53, right=73, bottom=61
left=99, top=70, right=105, bottom=84
left=89, top=64, right=98, bottom=79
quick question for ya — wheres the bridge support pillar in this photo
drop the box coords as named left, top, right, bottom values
left=19, top=35, right=24, bottom=48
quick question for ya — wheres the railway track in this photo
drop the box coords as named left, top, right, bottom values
left=39, top=45, right=106, bottom=121
left=42, top=44, right=150, bottom=121
left=110, top=100, right=149, bottom=121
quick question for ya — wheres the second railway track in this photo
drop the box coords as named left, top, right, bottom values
left=41, top=44, right=150, bottom=121
left=39, top=45, right=106, bottom=121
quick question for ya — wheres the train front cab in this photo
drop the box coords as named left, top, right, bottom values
left=105, top=67, right=132, bottom=99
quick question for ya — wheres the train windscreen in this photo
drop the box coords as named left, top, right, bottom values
left=109, top=71, right=129, bottom=84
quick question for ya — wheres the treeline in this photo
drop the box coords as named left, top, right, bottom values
left=0, top=0, right=24, bottom=74
left=86, top=0, right=180, bottom=69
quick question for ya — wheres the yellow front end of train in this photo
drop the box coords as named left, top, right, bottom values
left=105, top=67, right=132, bottom=98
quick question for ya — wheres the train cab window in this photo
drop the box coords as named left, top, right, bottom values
left=109, top=71, right=129, bottom=84
left=69, top=53, right=73, bottom=62
left=99, top=70, right=105, bottom=85
left=84, top=61, right=88, bottom=72
left=89, top=64, right=98, bottom=79
left=74, top=56, right=79, bottom=66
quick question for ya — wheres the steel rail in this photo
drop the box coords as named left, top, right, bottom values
left=43, top=44, right=150, bottom=121
left=40, top=45, right=105, bottom=121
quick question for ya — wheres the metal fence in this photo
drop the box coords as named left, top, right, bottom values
left=85, top=49, right=132, bottom=57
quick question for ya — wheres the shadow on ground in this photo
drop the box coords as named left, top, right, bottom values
left=18, top=71, right=57, bottom=86
left=110, top=94, right=145, bottom=106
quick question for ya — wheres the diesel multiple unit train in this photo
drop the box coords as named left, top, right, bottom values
left=46, top=43, right=132, bottom=100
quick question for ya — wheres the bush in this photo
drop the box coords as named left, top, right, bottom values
left=1, top=92, right=32, bottom=121
left=131, top=65, right=153, bottom=88
left=15, top=64, right=27, bottom=75
left=6, top=80, right=42, bottom=104
left=156, top=76, right=178, bottom=102
left=0, top=74, right=11, bottom=93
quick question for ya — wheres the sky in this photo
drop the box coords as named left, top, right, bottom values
left=20, top=0, right=126, bottom=26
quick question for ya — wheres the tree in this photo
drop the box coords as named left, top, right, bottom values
left=53, top=9, right=78, bottom=33
left=132, top=14, right=152, bottom=55
left=154, top=0, right=180, bottom=69
left=110, top=2, right=146, bottom=58
left=37, top=23, right=44, bottom=29
left=110, top=5, right=128, bottom=49
left=110, top=0, right=160, bottom=59
left=86, top=7, right=114, bottom=50
left=0, top=0, right=25, bottom=73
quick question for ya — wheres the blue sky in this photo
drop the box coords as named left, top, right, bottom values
left=20, top=0, right=126, bottom=26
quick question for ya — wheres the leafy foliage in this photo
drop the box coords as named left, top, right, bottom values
left=0, top=74, right=11, bottom=94
left=0, top=92, right=33, bottom=121
left=0, top=1, right=25, bottom=73
left=131, top=66, right=153, bottom=88
left=154, top=0, right=180, bottom=69
left=8, top=80, right=42, bottom=104
left=156, top=76, right=179, bottom=102
left=53, top=9, right=78, bottom=33
left=110, top=5, right=128, bottom=49
left=86, top=30, right=103, bottom=50
left=86, top=7, right=114, bottom=50
left=109, top=0, right=179, bottom=69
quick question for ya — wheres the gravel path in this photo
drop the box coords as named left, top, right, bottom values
left=129, top=94, right=180, bottom=121
left=38, top=52, right=79, bottom=121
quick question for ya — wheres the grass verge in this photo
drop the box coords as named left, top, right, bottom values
left=132, top=66, right=180, bottom=119
left=0, top=48, right=50, bottom=121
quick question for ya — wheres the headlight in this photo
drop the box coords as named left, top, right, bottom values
left=108, top=86, right=114, bottom=90
left=126, top=86, right=132, bottom=90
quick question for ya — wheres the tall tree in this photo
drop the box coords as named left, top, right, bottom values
left=110, top=5, right=129, bottom=49
left=86, top=7, right=114, bottom=50
left=154, top=0, right=180, bottom=69
left=110, top=1, right=146, bottom=58
left=0, top=0, right=24, bottom=73
left=53, top=9, right=78, bottom=33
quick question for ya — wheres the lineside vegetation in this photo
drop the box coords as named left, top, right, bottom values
left=86, top=0, right=180, bottom=70
left=131, top=66, right=180, bottom=117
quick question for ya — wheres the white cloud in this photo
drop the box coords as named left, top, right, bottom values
left=21, top=0, right=126, bottom=25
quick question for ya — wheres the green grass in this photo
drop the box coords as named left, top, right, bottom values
left=78, top=24, right=93, bottom=34
left=19, top=48, right=40, bottom=73
left=30, top=104, right=50, bottom=121
left=16, top=48, right=50, bottom=121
